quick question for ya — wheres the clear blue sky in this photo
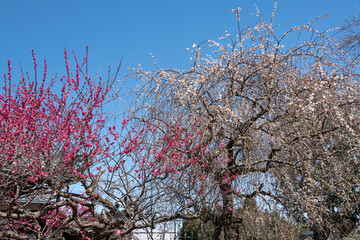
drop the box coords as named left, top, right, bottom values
left=0, top=0, right=359, bottom=84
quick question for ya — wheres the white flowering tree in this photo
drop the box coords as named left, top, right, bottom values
left=127, top=8, right=360, bottom=240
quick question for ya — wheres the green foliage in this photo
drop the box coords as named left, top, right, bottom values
left=233, top=200, right=301, bottom=240
left=179, top=221, right=201, bottom=240
left=179, top=200, right=304, bottom=240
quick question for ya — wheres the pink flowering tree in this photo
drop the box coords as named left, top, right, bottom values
left=94, top=120, right=198, bottom=238
left=0, top=48, right=121, bottom=239
left=128, top=8, right=360, bottom=240
left=0, top=48, right=198, bottom=240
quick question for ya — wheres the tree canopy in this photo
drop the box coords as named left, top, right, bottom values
left=1, top=7, right=360, bottom=240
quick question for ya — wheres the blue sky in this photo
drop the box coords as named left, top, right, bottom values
left=0, top=0, right=359, bottom=85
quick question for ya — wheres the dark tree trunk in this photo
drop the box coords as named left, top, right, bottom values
left=212, top=179, right=234, bottom=240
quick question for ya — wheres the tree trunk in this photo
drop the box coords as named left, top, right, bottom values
left=212, top=180, right=234, bottom=240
